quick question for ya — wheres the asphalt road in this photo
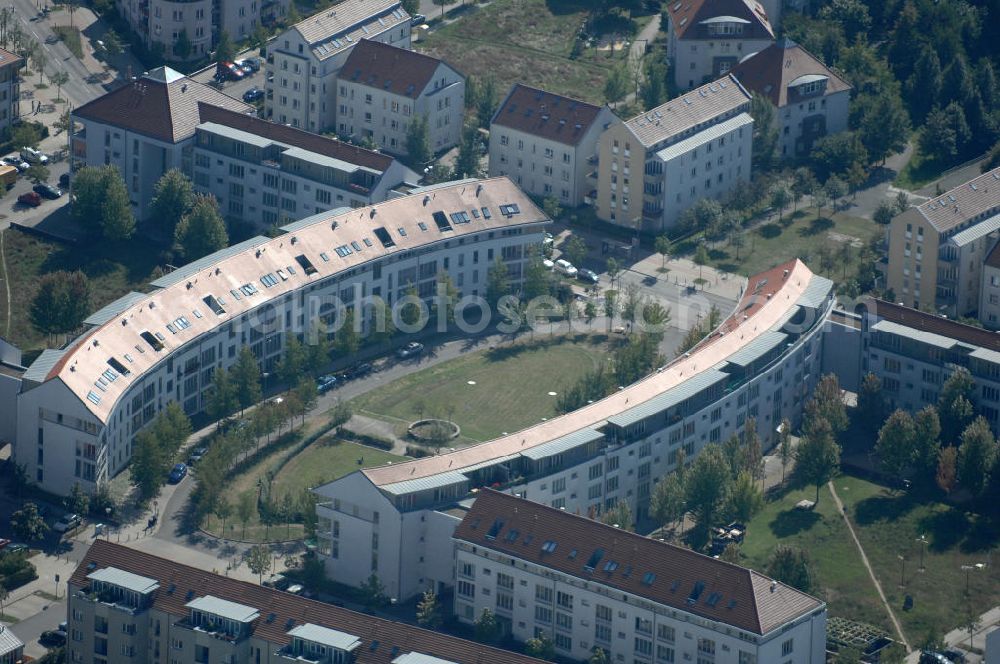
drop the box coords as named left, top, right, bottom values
left=0, top=158, right=69, bottom=228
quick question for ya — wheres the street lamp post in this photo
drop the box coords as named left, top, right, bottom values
left=105, top=507, right=111, bottom=541
left=916, top=534, right=928, bottom=572
left=961, top=563, right=986, bottom=596
left=897, top=554, right=905, bottom=588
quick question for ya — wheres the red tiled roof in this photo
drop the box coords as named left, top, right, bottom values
left=865, top=298, right=1000, bottom=352
left=197, top=104, right=394, bottom=171
left=729, top=38, right=851, bottom=107
left=71, top=541, right=545, bottom=664
left=73, top=67, right=253, bottom=144
left=0, top=46, right=23, bottom=69
left=490, top=84, right=606, bottom=147
left=340, top=39, right=453, bottom=99
left=666, top=0, right=774, bottom=40
left=455, top=490, right=823, bottom=636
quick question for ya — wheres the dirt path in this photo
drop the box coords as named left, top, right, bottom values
left=828, top=481, right=911, bottom=652
left=1, top=230, right=11, bottom=337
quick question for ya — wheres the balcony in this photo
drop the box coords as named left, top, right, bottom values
left=174, top=618, right=246, bottom=645
left=74, top=589, right=147, bottom=616
left=347, top=181, right=371, bottom=195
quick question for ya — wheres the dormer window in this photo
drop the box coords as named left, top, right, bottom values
left=185, top=596, right=259, bottom=640
left=86, top=567, right=159, bottom=611
left=790, top=75, right=828, bottom=98
left=285, top=624, right=361, bottom=663
left=701, top=16, right=749, bottom=36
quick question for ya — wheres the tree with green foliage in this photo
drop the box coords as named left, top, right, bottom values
left=523, top=257, right=551, bottom=300
left=247, top=544, right=272, bottom=584
left=30, top=270, right=91, bottom=338
left=214, top=497, right=232, bottom=537
left=600, top=498, right=634, bottom=531
left=913, top=406, right=942, bottom=482
left=651, top=469, right=686, bottom=529
left=11, top=502, right=48, bottom=541
left=473, top=607, right=500, bottom=643
left=405, top=114, right=431, bottom=166
left=174, top=28, right=192, bottom=59
left=854, top=92, right=911, bottom=165
left=453, top=124, right=482, bottom=179
left=806, top=374, right=849, bottom=436
left=684, top=444, right=731, bottom=547
left=811, top=132, right=868, bottom=182
left=778, top=418, right=793, bottom=483
left=24, top=161, right=47, bottom=186
left=416, top=589, right=442, bottom=629
left=856, top=372, right=885, bottom=432
left=131, top=429, right=168, bottom=500
left=589, top=647, right=610, bottom=664
left=565, top=235, right=588, bottom=269
left=906, top=45, right=943, bottom=122
left=641, top=52, right=668, bottom=110
left=67, top=482, right=90, bottom=518
left=876, top=409, right=916, bottom=483
left=957, top=416, right=996, bottom=497
left=206, top=367, right=237, bottom=424
left=150, top=169, right=195, bottom=236
left=936, top=446, right=958, bottom=494
left=727, top=470, right=763, bottom=523
left=603, top=289, right=618, bottom=332
left=215, top=30, right=235, bottom=64
left=818, top=0, right=871, bottom=41
left=71, top=166, right=109, bottom=236
left=101, top=169, right=136, bottom=240
left=50, top=69, right=69, bottom=102
left=12, top=123, right=39, bottom=151
left=485, top=257, right=510, bottom=308
left=654, top=234, right=671, bottom=270
left=103, top=29, right=122, bottom=56
left=938, top=368, right=976, bottom=444
left=766, top=545, right=813, bottom=593
left=750, top=93, right=779, bottom=171
left=476, top=75, right=498, bottom=128
left=693, top=244, right=709, bottom=280
left=277, top=336, right=307, bottom=390
left=771, top=185, right=790, bottom=224
left=794, top=416, right=841, bottom=505
left=604, top=62, right=628, bottom=106
left=525, top=633, right=555, bottom=660
left=605, top=258, right=620, bottom=289
left=334, top=308, right=360, bottom=357
left=236, top=490, right=255, bottom=538
left=232, top=346, right=262, bottom=414
left=874, top=200, right=896, bottom=225
left=921, top=105, right=959, bottom=162
left=824, top=175, right=847, bottom=212
left=175, top=195, right=228, bottom=260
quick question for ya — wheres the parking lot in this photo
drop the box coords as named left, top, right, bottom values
left=188, top=51, right=268, bottom=111
left=0, top=153, right=70, bottom=222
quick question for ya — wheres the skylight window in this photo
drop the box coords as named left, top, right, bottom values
left=481, top=207, right=492, bottom=219
left=124, top=353, right=134, bottom=363
left=688, top=581, right=705, bottom=604
left=373, top=227, right=395, bottom=248
left=320, top=252, right=331, bottom=262
left=107, top=358, right=130, bottom=376
left=499, top=203, right=521, bottom=217
left=230, top=289, right=242, bottom=301
left=363, top=238, right=373, bottom=247
left=94, top=379, right=107, bottom=391
left=154, top=332, right=166, bottom=341
left=203, top=295, right=226, bottom=315
left=568, top=549, right=577, bottom=560
left=261, top=273, right=279, bottom=288
left=504, top=529, right=520, bottom=543
left=87, top=391, right=102, bottom=405
left=166, top=323, right=178, bottom=334
left=351, top=241, right=362, bottom=252
left=541, top=540, right=557, bottom=554
left=417, top=222, right=428, bottom=231
left=432, top=211, right=452, bottom=231
left=397, top=227, right=407, bottom=237
left=192, top=309, right=203, bottom=319
left=584, top=548, right=604, bottom=571
left=335, top=245, right=353, bottom=257
left=641, top=572, right=656, bottom=586
left=471, top=208, right=480, bottom=219
left=486, top=518, right=503, bottom=540
left=287, top=265, right=297, bottom=275
left=602, top=560, right=619, bottom=573
left=139, top=331, right=164, bottom=352
left=706, top=592, right=722, bottom=607
left=277, top=269, right=288, bottom=281
left=450, top=211, right=471, bottom=224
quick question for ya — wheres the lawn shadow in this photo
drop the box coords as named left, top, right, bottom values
left=758, top=224, right=782, bottom=239
left=718, top=262, right=741, bottom=274
left=769, top=508, right=821, bottom=539
left=853, top=491, right=919, bottom=527
left=798, top=217, right=834, bottom=236
left=918, top=507, right=971, bottom=553
left=544, top=0, right=593, bottom=15
left=708, top=248, right=729, bottom=261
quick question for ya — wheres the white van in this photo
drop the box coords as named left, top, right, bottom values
left=554, top=259, right=577, bottom=277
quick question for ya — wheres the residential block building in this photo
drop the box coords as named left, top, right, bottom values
left=66, top=539, right=545, bottom=664
left=336, top=39, right=464, bottom=157
left=0, top=48, right=22, bottom=134
left=860, top=298, right=1000, bottom=433
left=980, top=243, right=1000, bottom=328
left=70, top=67, right=254, bottom=222
left=885, top=168, right=1000, bottom=317
left=729, top=38, right=852, bottom=158
left=265, top=0, right=411, bottom=132
left=0, top=626, right=22, bottom=664
left=313, top=259, right=833, bottom=601
left=595, top=75, right=753, bottom=232
left=488, top=84, right=615, bottom=207
left=454, top=490, right=828, bottom=663
left=15, top=178, right=545, bottom=495
left=190, top=104, right=418, bottom=228
left=664, top=0, right=775, bottom=91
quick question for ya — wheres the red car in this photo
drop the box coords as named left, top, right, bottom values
left=17, top=191, right=41, bottom=207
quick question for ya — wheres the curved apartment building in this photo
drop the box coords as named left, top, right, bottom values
left=15, top=177, right=547, bottom=494
left=313, top=259, right=835, bottom=601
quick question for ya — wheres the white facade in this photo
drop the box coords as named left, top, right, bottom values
left=15, top=178, right=544, bottom=496
left=0, top=49, right=21, bottom=133
left=314, top=261, right=834, bottom=601
left=265, top=0, right=411, bottom=133
left=453, top=528, right=827, bottom=664
left=980, top=251, right=1000, bottom=329
left=776, top=84, right=849, bottom=158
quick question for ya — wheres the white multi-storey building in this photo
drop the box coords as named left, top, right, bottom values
left=489, top=84, right=615, bottom=207
left=595, top=75, right=753, bottom=232
left=336, top=39, right=464, bottom=157
left=190, top=104, right=418, bottom=228
left=70, top=67, right=254, bottom=222
left=664, top=0, right=775, bottom=91
left=265, top=0, right=411, bottom=132
left=66, top=540, right=546, bottom=664
left=313, top=259, right=834, bottom=601
left=0, top=48, right=22, bottom=133
left=453, top=490, right=828, bottom=664
left=730, top=38, right=852, bottom=159
left=15, top=178, right=545, bottom=495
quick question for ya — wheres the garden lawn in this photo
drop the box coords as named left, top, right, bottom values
left=741, top=482, right=890, bottom=631
left=835, top=475, right=1000, bottom=644
left=701, top=209, right=878, bottom=282
left=0, top=229, right=163, bottom=353
left=352, top=334, right=610, bottom=442
left=416, top=0, right=631, bottom=105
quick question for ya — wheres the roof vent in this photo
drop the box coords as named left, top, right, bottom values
left=121, top=319, right=127, bottom=326
left=93, top=340, right=100, bottom=347
left=256, top=249, right=262, bottom=258
left=290, top=236, right=297, bottom=245
left=476, top=184, right=483, bottom=196
left=770, top=580, right=777, bottom=592
left=186, top=281, right=193, bottom=289
left=370, top=209, right=377, bottom=219
left=423, top=195, right=430, bottom=206
left=181, top=83, right=187, bottom=92
left=332, top=220, right=339, bottom=230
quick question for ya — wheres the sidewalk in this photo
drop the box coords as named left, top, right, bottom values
left=0, top=552, right=76, bottom=622
left=903, top=606, right=1000, bottom=663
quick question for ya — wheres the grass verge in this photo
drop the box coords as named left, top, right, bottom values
left=352, top=334, right=611, bottom=442
left=52, top=26, right=83, bottom=59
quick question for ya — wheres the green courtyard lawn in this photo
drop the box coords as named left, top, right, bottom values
left=0, top=229, right=163, bottom=353
left=699, top=209, right=879, bottom=282
left=201, top=437, right=405, bottom=542
left=835, top=475, right=1000, bottom=644
left=352, top=334, right=611, bottom=442
left=416, top=0, right=633, bottom=105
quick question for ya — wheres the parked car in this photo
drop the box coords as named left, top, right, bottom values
left=942, top=650, right=968, bottom=664
left=59, top=172, right=70, bottom=188
left=17, top=191, right=41, bottom=207
left=554, top=259, right=577, bottom=277
left=396, top=341, right=424, bottom=359
left=542, top=258, right=555, bottom=270
left=286, top=583, right=304, bottom=595
left=216, top=62, right=244, bottom=81
left=317, top=374, right=338, bottom=394
left=3, top=542, right=28, bottom=555
left=168, top=463, right=188, bottom=484
left=33, top=183, right=62, bottom=199
left=20, top=147, right=48, bottom=164
left=920, top=653, right=951, bottom=664
left=343, top=362, right=373, bottom=379
left=2, top=154, right=28, bottom=171
left=262, top=573, right=289, bottom=590
left=53, top=513, right=82, bottom=533
left=39, top=630, right=66, bottom=647
left=577, top=268, right=599, bottom=284
left=411, top=13, right=426, bottom=24
left=187, top=447, right=208, bottom=465
left=237, top=57, right=262, bottom=72
left=243, top=87, right=264, bottom=103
